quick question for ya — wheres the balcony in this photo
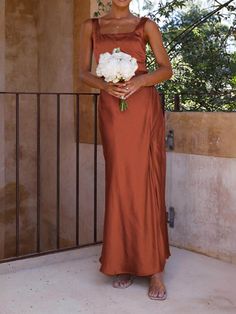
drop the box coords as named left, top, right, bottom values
left=0, top=245, right=236, bottom=313
left=0, top=90, right=236, bottom=313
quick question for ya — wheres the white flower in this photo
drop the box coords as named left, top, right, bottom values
left=98, top=52, right=111, bottom=64
left=96, top=47, right=138, bottom=84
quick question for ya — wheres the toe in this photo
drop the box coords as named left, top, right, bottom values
left=149, top=286, right=157, bottom=297
left=158, top=287, right=166, bottom=299
left=149, top=284, right=166, bottom=299
left=113, top=274, right=133, bottom=288
left=122, top=279, right=130, bottom=287
left=113, top=281, right=119, bottom=288
left=154, top=288, right=160, bottom=298
left=119, top=280, right=126, bottom=287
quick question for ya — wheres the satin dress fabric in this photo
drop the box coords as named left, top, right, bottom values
left=91, top=16, right=171, bottom=276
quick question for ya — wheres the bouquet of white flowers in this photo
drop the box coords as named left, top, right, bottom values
left=96, top=47, right=138, bottom=111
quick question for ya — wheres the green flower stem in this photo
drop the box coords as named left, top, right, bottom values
left=119, top=98, right=128, bottom=111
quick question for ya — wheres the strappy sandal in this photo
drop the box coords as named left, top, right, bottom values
left=148, top=275, right=167, bottom=300
left=112, top=274, right=134, bottom=289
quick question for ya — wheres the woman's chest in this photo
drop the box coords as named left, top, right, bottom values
left=92, top=34, right=147, bottom=65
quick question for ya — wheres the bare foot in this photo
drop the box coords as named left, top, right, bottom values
left=148, top=272, right=167, bottom=300
left=112, top=273, right=134, bottom=289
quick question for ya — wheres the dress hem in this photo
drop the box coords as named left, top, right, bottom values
left=98, top=253, right=171, bottom=277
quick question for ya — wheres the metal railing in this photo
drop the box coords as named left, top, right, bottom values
left=0, top=91, right=103, bottom=263
left=0, top=90, right=169, bottom=263
left=162, top=90, right=236, bottom=112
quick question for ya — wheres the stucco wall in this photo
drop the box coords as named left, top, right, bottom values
left=166, top=113, right=236, bottom=263
left=0, top=0, right=104, bottom=258
left=3, top=0, right=39, bottom=257
left=0, top=0, right=6, bottom=258
left=0, top=0, right=5, bottom=92
left=37, top=0, right=75, bottom=250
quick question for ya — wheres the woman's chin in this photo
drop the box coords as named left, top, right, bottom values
left=112, top=0, right=132, bottom=8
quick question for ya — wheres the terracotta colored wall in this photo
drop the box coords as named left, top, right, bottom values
left=166, top=112, right=236, bottom=158
left=73, top=0, right=102, bottom=145
left=0, top=0, right=105, bottom=259
left=3, top=0, right=39, bottom=257
left=37, top=0, right=75, bottom=250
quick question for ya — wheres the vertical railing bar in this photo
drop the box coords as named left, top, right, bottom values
left=160, top=92, right=165, bottom=115
left=56, top=94, right=60, bottom=249
left=15, top=93, right=20, bottom=256
left=36, top=93, right=41, bottom=252
left=174, top=94, right=180, bottom=111
left=93, top=94, right=98, bottom=243
left=76, top=94, right=80, bottom=247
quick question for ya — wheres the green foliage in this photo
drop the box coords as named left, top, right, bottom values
left=147, top=2, right=236, bottom=111
left=94, top=0, right=111, bottom=17
left=143, top=0, right=187, bottom=22
left=95, top=0, right=236, bottom=111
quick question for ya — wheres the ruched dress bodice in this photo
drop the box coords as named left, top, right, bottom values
left=92, top=17, right=149, bottom=75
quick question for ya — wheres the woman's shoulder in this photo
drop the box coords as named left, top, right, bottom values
left=80, top=18, right=98, bottom=35
left=142, top=16, right=159, bottom=26
left=81, top=17, right=96, bottom=26
left=142, top=16, right=161, bottom=32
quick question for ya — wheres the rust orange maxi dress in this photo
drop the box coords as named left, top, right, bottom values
left=91, top=16, right=171, bottom=276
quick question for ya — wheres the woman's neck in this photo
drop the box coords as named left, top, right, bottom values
left=109, top=5, right=132, bottom=19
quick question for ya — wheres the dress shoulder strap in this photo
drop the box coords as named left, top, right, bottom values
left=136, top=16, right=149, bottom=29
left=139, top=16, right=149, bottom=25
left=134, top=16, right=149, bottom=41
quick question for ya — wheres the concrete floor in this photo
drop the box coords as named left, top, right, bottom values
left=0, top=245, right=236, bottom=314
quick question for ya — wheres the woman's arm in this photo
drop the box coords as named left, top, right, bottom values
left=79, top=19, right=127, bottom=98
left=78, top=18, right=105, bottom=90
left=141, top=19, right=173, bottom=86
left=123, top=18, right=173, bottom=98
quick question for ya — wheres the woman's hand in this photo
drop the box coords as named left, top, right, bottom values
left=102, top=81, right=128, bottom=98
left=116, top=75, right=145, bottom=99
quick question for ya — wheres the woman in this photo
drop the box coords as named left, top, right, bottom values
left=79, top=0, right=173, bottom=301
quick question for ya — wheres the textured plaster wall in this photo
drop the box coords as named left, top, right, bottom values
left=0, top=0, right=104, bottom=259
left=5, top=0, right=38, bottom=91
left=166, top=153, right=236, bottom=264
left=0, top=0, right=5, bottom=92
left=38, top=0, right=104, bottom=250
left=37, top=0, right=75, bottom=250
left=3, top=0, right=39, bottom=257
left=166, top=112, right=236, bottom=158
left=166, top=113, right=236, bottom=264
left=0, top=0, right=6, bottom=258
